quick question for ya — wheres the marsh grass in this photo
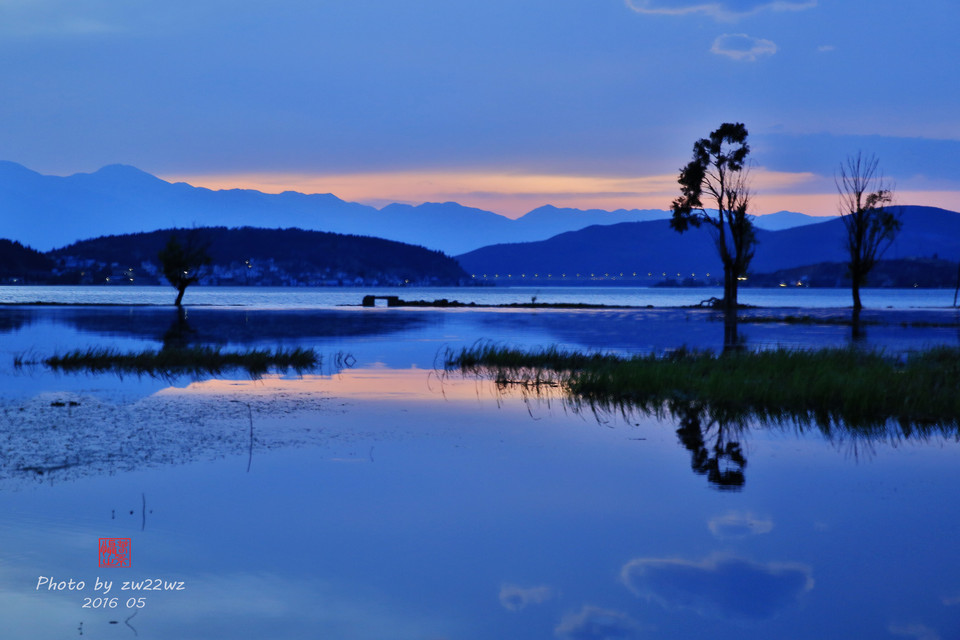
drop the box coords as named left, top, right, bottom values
left=444, top=343, right=960, bottom=430
left=37, top=345, right=320, bottom=379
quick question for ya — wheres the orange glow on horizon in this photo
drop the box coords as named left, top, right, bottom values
left=160, top=169, right=960, bottom=218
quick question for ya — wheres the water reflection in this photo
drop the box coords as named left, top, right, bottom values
left=450, top=365, right=960, bottom=490
left=675, top=402, right=746, bottom=490
left=0, top=306, right=436, bottom=343
left=0, top=382, right=336, bottom=486
left=707, top=512, right=774, bottom=539
left=554, top=605, right=644, bottom=640
left=498, top=584, right=556, bottom=611
left=620, top=556, right=814, bottom=620
left=0, top=369, right=495, bottom=487
left=162, top=307, right=194, bottom=350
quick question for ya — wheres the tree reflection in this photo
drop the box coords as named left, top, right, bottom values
left=674, top=402, right=746, bottom=490
left=162, top=307, right=195, bottom=350
left=448, top=353, right=960, bottom=492
left=722, top=311, right=744, bottom=354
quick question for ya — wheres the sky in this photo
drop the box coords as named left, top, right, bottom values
left=1, top=0, right=958, bottom=218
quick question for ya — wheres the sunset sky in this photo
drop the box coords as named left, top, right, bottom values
left=1, top=0, right=958, bottom=217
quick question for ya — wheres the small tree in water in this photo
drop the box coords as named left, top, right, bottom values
left=158, top=232, right=211, bottom=307
left=670, top=122, right=756, bottom=314
left=835, top=153, right=899, bottom=314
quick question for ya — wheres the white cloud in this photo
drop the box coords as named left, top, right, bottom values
left=711, top=33, right=778, bottom=61
left=554, top=605, right=644, bottom=640
left=499, top=584, right=556, bottom=611
left=625, top=0, right=816, bottom=21
left=818, top=44, right=836, bottom=53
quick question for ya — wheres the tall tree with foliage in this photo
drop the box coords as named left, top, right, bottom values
left=158, top=232, right=211, bottom=307
left=835, top=153, right=898, bottom=313
left=670, top=122, right=756, bottom=313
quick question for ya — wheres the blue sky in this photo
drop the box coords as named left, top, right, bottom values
left=1, top=0, right=957, bottom=216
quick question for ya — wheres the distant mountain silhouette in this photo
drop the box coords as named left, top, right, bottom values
left=0, top=161, right=822, bottom=254
left=456, top=206, right=960, bottom=285
left=751, top=210, right=823, bottom=231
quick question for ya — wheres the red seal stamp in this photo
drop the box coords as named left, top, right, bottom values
left=99, top=538, right=131, bottom=568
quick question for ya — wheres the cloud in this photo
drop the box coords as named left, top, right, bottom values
left=711, top=33, right=777, bottom=61
left=708, top=511, right=774, bottom=538
left=620, top=555, right=813, bottom=620
left=554, top=605, right=644, bottom=640
left=625, top=0, right=816, bottom=21
left=499, top=584, right=556, bottom=611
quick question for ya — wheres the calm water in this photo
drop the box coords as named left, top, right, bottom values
left=1, top=284, right=958, bottom=309
left=1, top=289, right=959, bottom=639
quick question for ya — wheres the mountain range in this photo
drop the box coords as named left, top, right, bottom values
left=455, top=206, right=960, bottom=285
left=0, top=161, right=821, bottom=255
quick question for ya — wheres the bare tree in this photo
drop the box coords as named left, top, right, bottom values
left=836, top=153, right=899, bottom=313
left=671, top=122, right=756, bottom=314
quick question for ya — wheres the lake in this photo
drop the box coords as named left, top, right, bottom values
left=2, top=284, right=959, bottom=308
left=1, top=286, right=959, bottom=639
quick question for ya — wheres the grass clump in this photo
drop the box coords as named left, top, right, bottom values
left=445, top=343, right=960, bottom=430
left=40, top=345, right=319, bottom=379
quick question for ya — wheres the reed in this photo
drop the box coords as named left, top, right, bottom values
left=41, top=345, right=319, bottom=379
left=445, top=343, right=960, bottom=429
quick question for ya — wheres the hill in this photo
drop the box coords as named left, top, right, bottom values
left=455, top=206, right=960, bottom=286
left=47, top=227, right=468, bottom=287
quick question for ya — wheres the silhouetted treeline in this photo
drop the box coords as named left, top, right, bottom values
left=0, top=239, right=55, bottom=283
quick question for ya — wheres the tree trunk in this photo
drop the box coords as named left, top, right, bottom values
left=953, top=261, right=960, bottom=307
left=722, top=265, right=738, bottom=314
left=174, top=285, right=186, bottom=307
left=851, top=276, right=862, bottom=312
